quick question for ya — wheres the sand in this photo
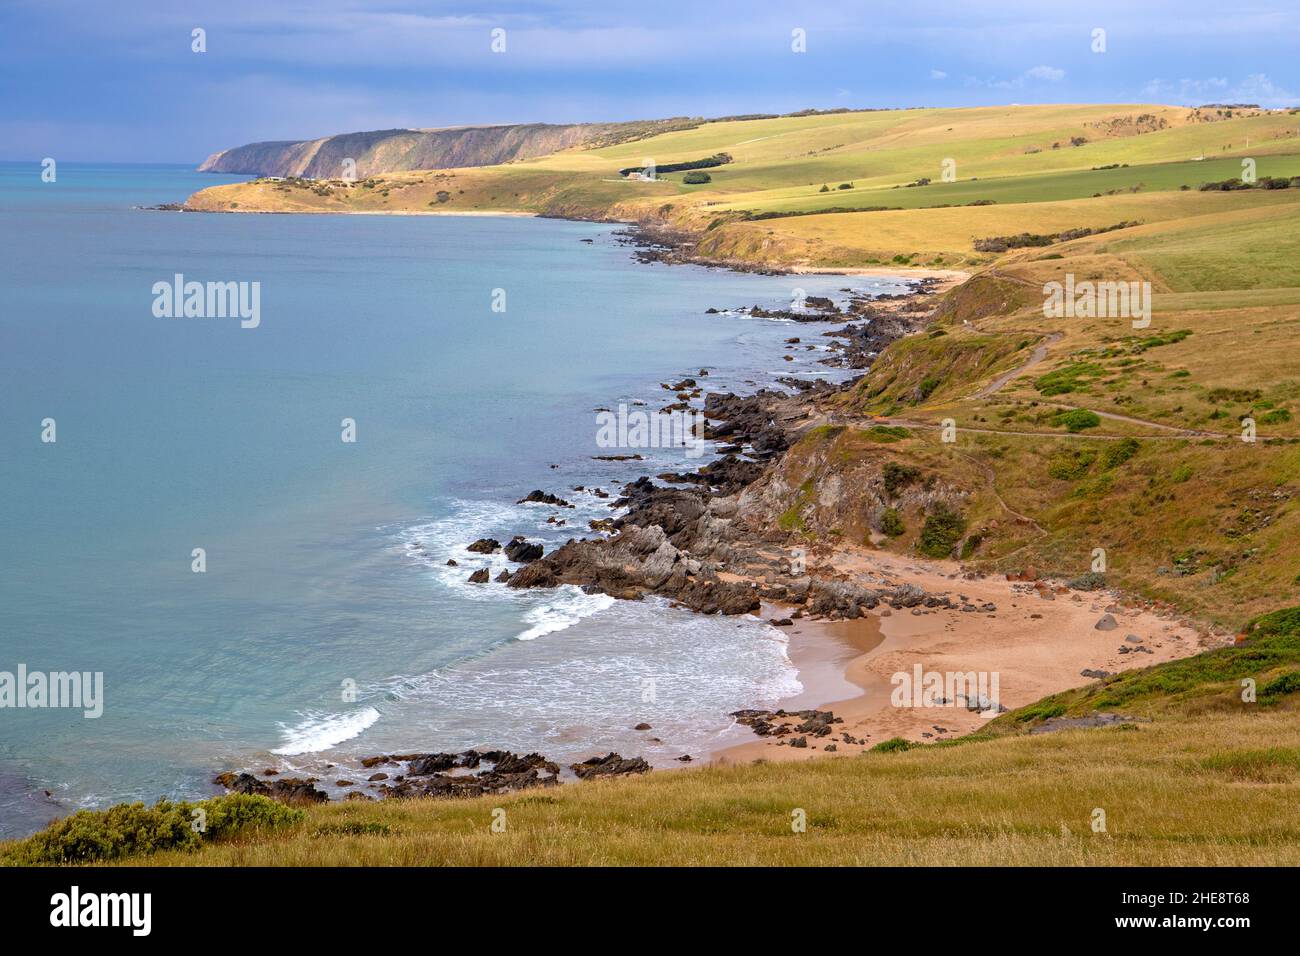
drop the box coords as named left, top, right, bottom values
left=711, top=546, right=1223, bottom=765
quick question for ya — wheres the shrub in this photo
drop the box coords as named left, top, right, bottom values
left=1047, top=448, right=1097, bottom=480
left=682, top=171, right=712, bottom=185
left=871, top=737, right=913, bottom=753
left=1262, top=671, right=1300, bottom=698
left=880, top=508, right=905, bottom=537
left=882, top=461, right=921, bottom=498
left=1101, top=436, right=1140, bottom=468
left=2, top=794, right=302, bottom=865
left=1067, top=571, right=1107, bottom=591
left=866, top=425, right=912, bottom=442
left=1053, top=409, right=1101, bottom=432
left=919, top=503, right=967, bottom=558
left=1170, top=463, right=1194, bottom=483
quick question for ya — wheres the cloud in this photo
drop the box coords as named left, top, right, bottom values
left=1023, top=65, right=1065, bottom=82
left=966, top=65, right=1066, bottom=90
left=1140, top=74, right=1296, bottom=107
left=1232, top=73, right=1298, bottom=107
left=1140, top=77, right=1228, bottom=101
left=930, top=69, right=947, bottom=80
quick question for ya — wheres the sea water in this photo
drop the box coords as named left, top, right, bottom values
left=0, top=162, right=911, bottom=835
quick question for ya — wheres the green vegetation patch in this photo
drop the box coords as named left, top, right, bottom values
left=2, top=794, right=302, bottom=865
left=1035, top=361, right=1106, bottom=396
left=918, top=503, right=967, bottom=558
left=1047, top=447, right=1098, bottom=480
left=882, top=461, right=921, bottom=497
left=1052, top=409, right=1102, bottom=432
left=1101, top=436, right=1141, bottom=468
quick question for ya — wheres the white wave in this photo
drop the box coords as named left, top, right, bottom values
left=271, top=706, right=380, bottom=756
left=516, top=587, right=615, bottom=641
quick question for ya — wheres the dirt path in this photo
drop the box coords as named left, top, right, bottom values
left=974, top=331, right=1062, bottom=399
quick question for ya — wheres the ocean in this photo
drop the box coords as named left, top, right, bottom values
left=0, top=162, right=911, bottom=837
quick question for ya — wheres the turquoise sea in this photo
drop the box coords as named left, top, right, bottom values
left=0, top=162, right=911, bottom=836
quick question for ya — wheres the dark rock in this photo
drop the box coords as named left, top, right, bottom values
left=213, top=772, right=328, bottom=805
left=570, top=753, right=651, bottom=779
left=517, top=489, right=573, bottom=508
left=504, top=536, right=544, bottom=563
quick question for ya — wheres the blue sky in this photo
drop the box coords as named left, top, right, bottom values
left=2, top=0, right=1296, bottom=163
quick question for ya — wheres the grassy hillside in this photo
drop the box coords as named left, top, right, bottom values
left=7, top=607, right=1298, bottom=866
left=186, top=104, right=1300, bottom=267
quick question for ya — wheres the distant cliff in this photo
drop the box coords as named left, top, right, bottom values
left=197, top=120, right=697, bottom=178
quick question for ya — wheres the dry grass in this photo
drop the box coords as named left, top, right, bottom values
left=71, top=710, right=1300, bottom=866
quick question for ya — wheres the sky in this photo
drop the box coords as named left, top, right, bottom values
left=1, top=0, right=1297, bottom=163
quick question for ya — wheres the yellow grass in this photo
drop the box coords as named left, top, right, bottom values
left=75, top=709, right=1300, bottom=866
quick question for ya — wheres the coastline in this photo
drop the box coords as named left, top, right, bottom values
left=710, top=548, right=1218, bottom=766
left=198, top=222, right=1224, bottom=803
left=151, top=188, right=1220, bottom=808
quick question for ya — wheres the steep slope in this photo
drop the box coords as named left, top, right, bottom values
left=196, top=120, right=693, bottom=178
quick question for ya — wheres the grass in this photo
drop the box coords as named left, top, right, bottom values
left=6, top=707, right=1293, bottom=866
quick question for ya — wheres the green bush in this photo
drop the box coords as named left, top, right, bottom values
left=919, top=503, right=967, bottom=558
left=682, top=171, right=712, bottom=185
left=865, top=425, right=912, bottom=442
left=880, top=508, right=905, bottom=537
left=2, top=794, right=302, bottom=865
left=1101, top=436, right=1141, bottom=468
left=1262, top=671, right=1300, bottom=698
left=1053, top=409, right=1101, bottom=432
left=1047, top=448, right=1097, bottom=480
left=915, top=376, right=941, bottom=401
left=871, top=737, right=913, bottom=753
left=882, top=461, right=921, bottom=498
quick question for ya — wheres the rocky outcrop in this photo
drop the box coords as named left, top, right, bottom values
left=504, top=536, right=544, bottom=562
left=212, top=772, right=328, bottom=805
left=570, top=753, right=651, bottom=779
left=507, top=522, right=760, bottom=614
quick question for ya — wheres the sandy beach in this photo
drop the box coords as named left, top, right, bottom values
left=712, top=546, right=1225, bottom=765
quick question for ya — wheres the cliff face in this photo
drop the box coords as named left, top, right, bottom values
left=197, top=123, right=618, bottom=178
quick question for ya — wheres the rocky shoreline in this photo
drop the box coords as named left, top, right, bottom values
left=213, top=261, right=952, bottom=807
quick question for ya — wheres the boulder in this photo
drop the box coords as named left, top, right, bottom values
left=570, top=753, right=651, bottom=779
